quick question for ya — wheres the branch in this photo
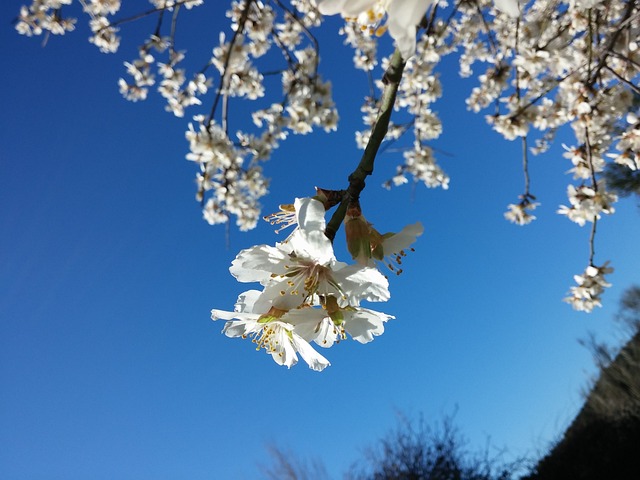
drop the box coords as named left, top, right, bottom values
left=325, top=49, right=406, bottom=242
left=587, top=0, right=637, bottom=87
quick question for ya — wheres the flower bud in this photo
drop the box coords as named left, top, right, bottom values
left=344, top=206, right=373, bottom=264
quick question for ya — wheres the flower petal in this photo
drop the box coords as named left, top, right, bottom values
left=291, top=333, right=331, bottom=371
left=387, top=0, right=432, bottom=59
left=337, top=264, right=391, bottom=303
left=493, top=0, right=520, bottom=17
left=380, top=222, right=424, bottom=255
left=344, top=307, right=394, bottom=343
left=229, top=244, right=289, bottom=283
left=318, top=0, right=376, bottom=17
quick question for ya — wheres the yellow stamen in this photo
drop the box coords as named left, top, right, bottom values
left=375, top=25, right=388, bottom=37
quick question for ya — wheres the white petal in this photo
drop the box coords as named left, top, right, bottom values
left=388, top=22, right=417, bottom=60
left=315, top=318, right=339, bottom=348
left=288, top=198, right=335, bottom=264
left=292, top=333, right=331, bottom=371
left=289, top=311, right=339, bottom=348
left=387, top=0, right=432, bottom=59
left=289, top=228, right=335, bottom=265
left=318, top=0, right=376, bottom=16
left=270, top=327, right=299, bottom=368
left=286, top=308, right=327, bottom=342
left=256, top=282, right=306, bottom=311
left=295, top=197, right=326, bottom=232
left=493, top=0, right=520, bottom=17
left=344, top=308, right=393, bottom=343
left=387, top=0, right=432, bottom=30
left=381, top=222, right=424, bottom=255
left=221, top=318, right=260, bottom=337
left=234, top=289, right=262, bottom=313
left=229, top=244, right=288, bottom=283
left=337, top=264, right=390, bottom=303
left=211, top=308, right=255, bottom=322
left=585, top=265, right=599, bottom=277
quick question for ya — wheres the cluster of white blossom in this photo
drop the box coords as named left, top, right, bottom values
left=186, top=115, right=268, bottom=230
left=564, top=263, right=614, bottom=312
left=166, top=0, right=336, bottom=224
left=118, top=35, right=165, bottom=102
left=118, top=33, right=214, bottom=115
left=16, top=0, right=76, bottom=36
left=557, top=181, right=618, bottom=227
left=339, top=21, right=379, bottom=71
left=212, top=197, right=422, bottom=370
left=211, top=32, right=265, bottom=102
left=504, top=194, right=539, bottom=225
left=186, top=1, right=337, bottom=228
left=85, top=0, right=121, bottom=53
left=15, top=0, right=120, bottom=51
left=609, top=112, right=640, bottom=171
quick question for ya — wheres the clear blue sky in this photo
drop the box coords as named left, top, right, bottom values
left=2, top=2, right=639, bottom=479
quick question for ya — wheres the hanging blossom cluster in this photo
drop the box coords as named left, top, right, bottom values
left=557, top=181, right=618, bottom=227
left=504, top=194, right=539, bottom=225
left=564, top=263, right=614, bottom=313
left=212, top=197, right=423, bottom=370
left=15, top=0, right=337, bottom=231
left=15, top=0, right=640, bottom=311
left=16, top=0, right=76, bottom=36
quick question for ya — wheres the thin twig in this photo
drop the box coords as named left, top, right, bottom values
left=604, top=64, right=640, bottom=95
left=207, top=0, right=254, bottom=125
left=589, top=218, right=598, bottom=266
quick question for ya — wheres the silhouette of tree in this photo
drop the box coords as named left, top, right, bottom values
left=347, top=414, right=521, bottom=480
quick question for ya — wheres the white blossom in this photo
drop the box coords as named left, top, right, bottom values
left=212, top=290, right=330, bottom=371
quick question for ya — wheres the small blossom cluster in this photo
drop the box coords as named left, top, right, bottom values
left=339, top=21, right=379, bottom=71
left=562, top=144, right=605, bottom=180
left=183, top=1, right=336, bottom=225
left=212, top=197, right=423, bottom=370
left=608, top=112, right=640, bottom=171
left=564, top=263, right=614, bottom=312
left=186, top=116, right=268, bottom=231
left=118, top=35, right=167, bottom=102
left=504, top=194, right=539, bottom=225
left=557, top=181, right=617, bottom=227
left=16, top=0, right=76, bottom=36
left=85, top=0, right=121, bottom=53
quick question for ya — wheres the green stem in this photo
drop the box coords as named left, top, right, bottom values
left=325, top=197, right=348, bottom=242
left=325, top=49, right=406, bottom=242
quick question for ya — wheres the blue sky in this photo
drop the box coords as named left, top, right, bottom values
left=2, top=2, right=640, bottom=479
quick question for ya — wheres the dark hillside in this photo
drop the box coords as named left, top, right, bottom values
left=524, top=330, right=640, bottom=480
